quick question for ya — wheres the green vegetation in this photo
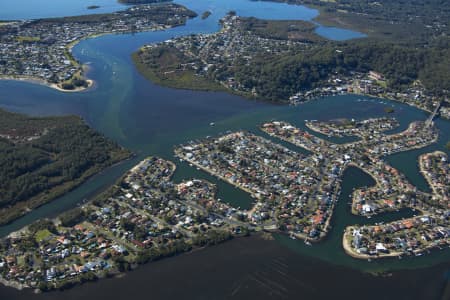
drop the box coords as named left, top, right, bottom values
left=239, top=17, right=323, bottom=42
left=0, top=109, right=132, bottom=225
left=201, top=11, right=212, bottom=20
left=16, top=36, right=41, bottom=43
left=28, top=219, right=57, bottom=234
left=31, top=4, right=195, bottom=26
left=268, top=0, right=450, bottom=42
left=384, top=107, right=394, bottom=113
left=60, top=75, right=89, bottom=90
left=192, top=229, right=233, bottom=247
left=134, top=240, right=192, bottom=265
left=34, top=229, right=53, bottom=243
left=59, top=207, right=86, bottom=227
left=229, top=38, right=450, bottom=101
left=132, top=49, right=227, bottom=92
left=446, top=141, right=450, bottom=150
left=133, top=4, right=449, bottom=104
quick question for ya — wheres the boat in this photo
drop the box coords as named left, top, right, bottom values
left=210, top=122, right=215, bottom=126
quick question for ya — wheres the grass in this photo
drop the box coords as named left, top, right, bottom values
left=16, top=36, right=41, bottom=42
left=377, top=80, right=388, bottom=89
left=312, top=6, right=430, bottom=42
left=240, top=17, right=324, bottom=43
left=35, top=229, right=53, bottom=242
left=132, top=51, right=227, bottom=92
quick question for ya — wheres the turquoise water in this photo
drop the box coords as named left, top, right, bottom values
left=0, top=0, right=447, bottom=271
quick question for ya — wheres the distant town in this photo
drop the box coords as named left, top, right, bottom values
left=0, top=3, right=196, bottom=91
left=1, top=114, right=447, bottom=291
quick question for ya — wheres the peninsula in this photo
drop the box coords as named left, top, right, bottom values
left=133, top=13, right=449, bottom=118
left=0, top=3, right=197, bottom=91
left=0, top=111, right=450, bottom=291
left=0, top=114, right=447, bottom=292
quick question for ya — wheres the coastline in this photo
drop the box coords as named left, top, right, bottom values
left=0, top=147, right=133, bottom=227
left=0, top=3, right=191, bottom=95
left=342, top=224, right=448, bottom=260
left=175, top=146, right=338, bottom=243
left=418, top=151, right=447, bottom=197
left=342, top=227, right=403, bottom=260
left=0, top=75, right=94, bottom=93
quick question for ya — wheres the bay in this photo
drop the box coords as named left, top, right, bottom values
left=0, top=0, right=448, bottom=298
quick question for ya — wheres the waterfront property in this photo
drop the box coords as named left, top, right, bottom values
left=0, top=157, right=238, bottom=291
left=0, top=3, right=196, bottom=90
left=134, top=13, right=449, bottom=120
left=0, top=114, right=448, bottom=291
left=176, top=117, right=447, bottom=252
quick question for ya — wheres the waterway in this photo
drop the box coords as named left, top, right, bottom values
left=0, top=0, right=449, bottom=298
left=0, top=0, right=127, bottom=20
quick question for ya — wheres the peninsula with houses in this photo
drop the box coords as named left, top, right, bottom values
left=0, top=3, right=196, bottom=91
left=133, top=13, right=449, bottom=119
left=1, top=113, right=447, bottom=292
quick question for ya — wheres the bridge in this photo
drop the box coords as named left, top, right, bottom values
left=425, top=101, right=441, bottom=127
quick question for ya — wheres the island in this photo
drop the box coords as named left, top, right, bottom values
left=201, top=11, right=212, bottom=20
left=0, top=113, right=447, bottom=292
left=0, top=3, right=197, bottom=91
left=384, top=107, right=395, bottom=113
left=0, top=109, right=132, bottom=225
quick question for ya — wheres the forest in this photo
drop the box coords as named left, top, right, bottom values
left=226, top=37, right=450, bottom=101
left=266, top=0, right=450, bottom=42
left=0, top=109, right=132, bottom=225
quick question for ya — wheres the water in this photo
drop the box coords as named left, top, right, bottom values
left=315, top=25, right=366, bottom=40
left=0, top=235, right=448, bottom=300
left=0, top=0, right=127, bottom=20
left=276, top=167, right=450, bottom=272
left=0, top=0, right=449, bottom=296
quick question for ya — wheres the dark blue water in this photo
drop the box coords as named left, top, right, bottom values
left=0, top=0, right=447, bottom=273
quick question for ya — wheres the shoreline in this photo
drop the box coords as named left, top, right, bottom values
left=0, top=149, right=133, bottom=228
left=418, top=151, right=448, bottom=197
left=342, top=225, right=448, bottom=260
left=0, top=5, right=188, bottom=94
left=175, top=147, right=337, bottom=243
left=0, top=75, right=94, bottom=93
left=342, top=227, right=403, bottom=260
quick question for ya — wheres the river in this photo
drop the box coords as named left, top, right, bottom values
left=0, top=0, right=449, bottom=298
